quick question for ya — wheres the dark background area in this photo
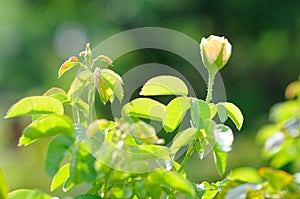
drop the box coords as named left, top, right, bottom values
left=0, top=0, right=299, bottom=193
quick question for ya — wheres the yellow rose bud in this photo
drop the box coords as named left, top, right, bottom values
left=200, top=35, right=232, bottom=73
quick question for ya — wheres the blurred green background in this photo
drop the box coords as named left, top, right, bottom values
left=0, top=0, right=299, bottom=195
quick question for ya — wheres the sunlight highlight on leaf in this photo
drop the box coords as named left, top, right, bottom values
left=5, top=96, right=64, bottom=118
left=19, top=114, right=74, bottom=146
left=140, top=75, right=188, bottom=96
left=219, top=102, right=243, bottom=130
left=163, top=96, right=190, bottom=132
left=122, top=98, right=166, bottom=121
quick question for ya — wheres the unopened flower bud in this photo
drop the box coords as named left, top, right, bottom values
left=200, top=35, right=232, bottom=73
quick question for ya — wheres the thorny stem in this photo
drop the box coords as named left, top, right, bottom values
left=206, top=72, right=216, bottom=103
left=178, top=70, right=216, bottom=173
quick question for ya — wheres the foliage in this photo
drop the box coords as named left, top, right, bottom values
left=2, top=27, right=299, bottom=198
left=219, top=77, right=300, bottom=198
left=1, top=35, right=245, bottom=199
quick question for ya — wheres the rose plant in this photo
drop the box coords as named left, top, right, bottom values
left=0, top=35, right=244, bottom=199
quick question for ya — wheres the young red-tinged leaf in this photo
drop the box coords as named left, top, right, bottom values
left=50, top=163, right=71, bottom=192
left=95, top=55, right=113, bottom=66
left=45, top=135, right=74, bottom=176
left=5, top=96, right=64, bottom=118
left=258, top=167, right=294, bottom=190
left=213, top=146, right=228, bottom=176
left=19, top=114, right=74, bottom=146
left=163, top=96, right=190, bottom=132
left=140, top=75, right=188, bottom=96
left=0, top=169, right=8, bottom=199
left=58, top=56, right=79, bottom=78
left=122, top=98, right=166, bottom=121
left=219, top=102, right=243, bottom=130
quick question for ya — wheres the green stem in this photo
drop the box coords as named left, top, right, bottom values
left=205, top=72, right=216, bottom=103
left=178, top=141, right=196, bottom=173
left=88, top=80, right=96, bottom=124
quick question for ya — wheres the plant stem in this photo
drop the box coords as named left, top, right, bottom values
left=205, top=72, right=216, bottom=103
left=88, top=80, right=96, bottom=124
left=178, top=141, right=196, bottom=173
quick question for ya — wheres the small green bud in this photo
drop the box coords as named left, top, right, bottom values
left=79, top=43, right=92, bottom=66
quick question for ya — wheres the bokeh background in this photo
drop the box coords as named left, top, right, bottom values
left=0, top=0, right=299, bottom=196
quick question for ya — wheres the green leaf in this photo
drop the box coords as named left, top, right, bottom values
left=86, top=119, right=115, bottom=137
left=209, top=103, right=217, bottom=119
left=196, top=181, right=219, bottom=199
left=122, top=98, right=166, bottom=121
left=190, top=99, right=211, bottom=129
left=43, top=87, right=68, bottom=103
left=216, top=103, right=228, bottom=123
left=70, top=143, right=96, bottom=184
left=140, top=75, right=188, bottom=96
left=95, top=141, right=170, bottom=172
left=45, top=135, right=74, bottom=176
left=269, top=101, right=300, bottom=123
left=74, top=194, right=102, bottom=199
left=163, top=96, right=190, bottom=132
left=219, top=102, right=243, bottom=130
left=213, top=146, right=228, bottom=176
left=95, top=68, right=124, bottom=104
left=256, top=124, right=280, bottom=143
left=50, top=163, right=72, bottom=192
left=5, top=96, right=64, bottom=118
left=285, top=79, right=300, bottom=99
left=231, top=167, right=262, bottom=183
left=130, top=120, right=164, bottom=144
left=0, top=169, right=8, bottom=199
left=213, top=124, right=234, bottom=152
left=73, top=98, right=89, bottom=116
left=8, top=189, right=52, bottom=199
left=19, top=114, right=74, bottom=146
left=170, top=128, right=198, bottom=153
left=258, top=167, right=294, bottom=190
left=101, top=69, right=124, bottom=101
left=67, top=70, right=93, bottom=100
left=97, top=74, right=114, bottom=104
left=146, top=170, right=195, bottom=197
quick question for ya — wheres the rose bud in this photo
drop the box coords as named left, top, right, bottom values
left=200, top=35, right=232, bottom=73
